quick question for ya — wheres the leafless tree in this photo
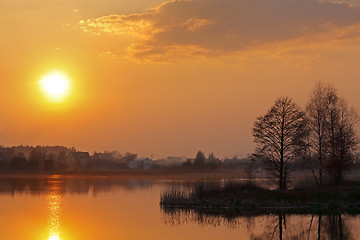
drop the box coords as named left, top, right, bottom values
left=306, top=82, right=337, bottom=186
left=306, top=82, right=358, bottom=186
left=253, top=97, right=308, bottom=189
left=328, top=99, right=359, bottom=184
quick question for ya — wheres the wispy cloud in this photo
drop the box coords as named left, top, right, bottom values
left=79, top=13, right=152, bottom=36
left=79, top=0, right=360, bottom=62
left=99, top=51, right=120, bottom=60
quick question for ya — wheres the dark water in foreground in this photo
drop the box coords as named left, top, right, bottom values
left=0, top=175, right=359, bottom=240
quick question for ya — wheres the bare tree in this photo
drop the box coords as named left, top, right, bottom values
left=306, top=82, right=337, bottom=187
left=329, top=99, right=359, bottom=185
left=253, top=97, right=308, bottom=189
left=306, top=82, right=358, bottom=186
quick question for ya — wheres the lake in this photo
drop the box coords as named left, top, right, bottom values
left=0, top=175, right=359, bottom=240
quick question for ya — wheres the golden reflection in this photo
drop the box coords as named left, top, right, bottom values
left=47, top=176, right=63, bottom=240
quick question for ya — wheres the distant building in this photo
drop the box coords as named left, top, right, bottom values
left=92, top=152, right=128, bottom=170
left=142, top=158, right=153, bottom=170
left=128, top=158, right=153, bottom=170
left=128, top=160, right=140, bottom=169
left=66, top=152, right=90, bottom=170
left=152, top=159, right=167, bottom=168
left=72, top=151, right=90, bottom=160
left=93, top=152, right=113, bottom=161
left=166, top=156, right=186, bottom=167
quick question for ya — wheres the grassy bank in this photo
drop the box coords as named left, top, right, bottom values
left=160, top=182, right=360, bottom=215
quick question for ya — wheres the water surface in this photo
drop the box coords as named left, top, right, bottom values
left=0, top=175, right=359, bottom=240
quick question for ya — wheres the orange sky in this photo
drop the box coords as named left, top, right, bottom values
left=1, top=0, right=360, bottom=158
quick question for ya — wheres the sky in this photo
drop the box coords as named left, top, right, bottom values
left=1, top=0, right=360, bottom=159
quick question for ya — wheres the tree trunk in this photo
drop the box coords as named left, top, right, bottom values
left=279, top=117, right=285, bottom=190
left=318, top=130, right=323, bottom=187
left=279, top=163, right=284, bottom=189
left=335, top=168, right=342, bottom=186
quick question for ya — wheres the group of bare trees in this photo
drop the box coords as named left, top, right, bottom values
left=253, top=82, right=359, bottom=189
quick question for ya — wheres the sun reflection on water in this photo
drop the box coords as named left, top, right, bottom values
left=48, top=176, right=63, bottom=240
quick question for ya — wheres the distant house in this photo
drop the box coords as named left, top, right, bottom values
left=128, top=158, right=153, bottom=170
left=142, top=158, right=153, bottom=170
left=66, top=152, right=90, bottom=170
left=92, top=152, right=128, bottom=170
left=93, top=152, right=113, bottom=161
left=152, top=159, right=166, bottom=168
left=72, top=151, right=90, bottom=160
left=128, top=160, right=140, bottom=169
left=166, top=156, right=185, bottom=167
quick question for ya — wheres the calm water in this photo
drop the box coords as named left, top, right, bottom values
left=0, top=175, right=359, bottom=240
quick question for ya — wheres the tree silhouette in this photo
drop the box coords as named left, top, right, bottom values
left=194, top=151, right=206, bottom=166
left=44, top=153, right=55, bottom=170
left=306, top=82, right=337, bottom=186
left=206, top=152, right=221, bottom=168
left=253, top=97, right=308, bottom=189
left=27, top=148, right=45, bottom=170
left=56, top=149, right=68, bottom=170
left=9, top=156, right=27, bottom=170
left=123, top=152, right=137, bottom=163
left=306, top=82, right=359, bottom=186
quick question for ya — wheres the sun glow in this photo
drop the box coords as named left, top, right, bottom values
left=39, top=71, right=71, bottom=102
left=48, top=236, right=60, bottom=240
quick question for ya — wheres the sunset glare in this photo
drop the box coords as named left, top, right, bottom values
left=39, top=71, right=71, bottom=102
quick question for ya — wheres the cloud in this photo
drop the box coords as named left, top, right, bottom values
left=79, top=13, right=153, bottom=36
left=327, top=0, right=360, bottom=6
left=99, top=51, right=120, bottom=60
left=79, top=0, right=360, bottom=62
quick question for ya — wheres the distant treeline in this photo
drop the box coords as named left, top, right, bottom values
left=181, top=151, right=260, bottom=170
left=0, top=144, right=270, bottom=173
left=0, top=145, right=260, bottom=172
left=0, top=145, right=259, bottom=171
left=0, top=145, right=137, bottom=171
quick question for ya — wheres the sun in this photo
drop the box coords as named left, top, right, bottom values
left=39, top=71, right=71, bottom=102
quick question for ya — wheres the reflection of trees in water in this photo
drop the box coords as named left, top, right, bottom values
left=0, top=177, right=155, bottom=196
left=321, top=215, right=353, bottom=240
left=161, top=208, right=356, bottom=240
left=251, top=214, right=355, bottom=240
